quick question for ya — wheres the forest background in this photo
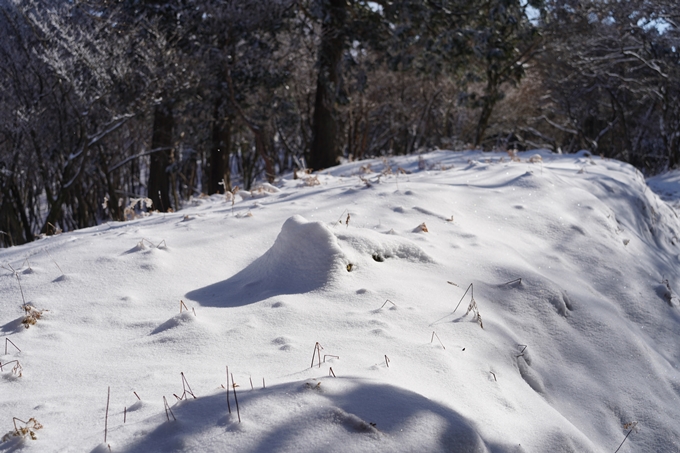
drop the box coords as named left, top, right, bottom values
left=1, top=0, right=678, bottom=247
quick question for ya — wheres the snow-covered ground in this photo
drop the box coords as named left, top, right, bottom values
left=1, top=150, right=679, bottom=453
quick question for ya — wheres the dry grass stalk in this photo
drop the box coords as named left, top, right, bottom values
left=329, top=367, right=336, bottom=377
left=504, top=278, right=522, bottom=285
left=21, top=304, right=45, bottom=329
left=7, top=264, right=26, bottom=306
left=323, top=354, right=339, bottom=363
left=384, top=355, right=390, bottom=368
left=310, top=342, right=324, bottom=368
left=163, top=396, right=176, bottom=421
left=0, top=360, right=23, bottom=377
left=614, top=421, right=638, bottom=453
left=104, top=387, right=110, bottom=443
left=249, top=377, right=254, bottom=390
left=174, top=372, right=196, bottom=401
left=453, top=283, right=474, bottom=313
left=431, top=331, right=446, bottom=349
left=231, top=373, right=241, bottom=423
left=465, top=298, right=484, bottom=329
left=133, top=391, right=140, bottom=401
left=1, top=417, right=43, bottom=442
left=179, top=300, right=189, bottom=314
left=4, top=338, right=20, bottom=355
left=225, top=366, right=232, bottom=414
left=380, top=299, right=396, bottom=309
left=44, top=248, right=65, bottom=274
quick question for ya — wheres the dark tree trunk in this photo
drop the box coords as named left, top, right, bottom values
left=474, top=76, right=501, bottom=148
left=209, top=102, right=231, bottom=194
left=148, top=101, right=173, bottom=212
left=309, top=0, right=347, bottom=171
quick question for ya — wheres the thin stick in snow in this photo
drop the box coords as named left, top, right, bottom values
left=311, top=342, right=324, bottom=368
left=5, top=338, right=21, bottom=354
left=231, top=373, right=241, bottom=423
left=163, top=396, right=176, bottom=421
left=104, top=387, right=110, bottom=443
left=431, top=331, right=446, bottom=349
left=380, top=299, right=396, bottom=309
left=225, top=366, right=232, bottom=414
left=384, top=355, right=390, bottom=368
left=181, top=372, right=196, bottom=399
left=516, top=345, right=528, bottom=357
left=7, top=265, right=26, bottom=306
left=454, top=283, right=474, bottom=313
left=44, top=248, right=64, bottom=275
left=614, top=421, right=638, bottom=453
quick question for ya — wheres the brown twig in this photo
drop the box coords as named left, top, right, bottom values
left=225, top=366, right=232, bottom=414
left=179, top=300, right=189, bottom=313
left=133, top=391, right=140, bottom=401
left=329, top=367, right=336, bottom=377
left=310, top=342, right=324, bottom=368
left=490, top=372, right=497, bottom=381
left=181, top=372, right=196, bottom=399
left=614, top=422, right=638, bottom=453
left=163, top=396, right=176, bottom=421
left=104, top=386, right=110, bottom=443
left=231, top=373, right=241, bottom=423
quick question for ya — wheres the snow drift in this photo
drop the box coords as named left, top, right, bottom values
left=1, top=150, right=679, bottom=452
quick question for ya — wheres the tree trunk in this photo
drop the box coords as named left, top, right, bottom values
left=474, top=76, right=500, bottom=148
left=148, top=101, right=173, bottom=212
left=209, top=102, right=231, bottom=194
left=309, top=0, right=347, bottom=171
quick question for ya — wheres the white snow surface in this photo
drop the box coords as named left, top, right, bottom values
left=1, top=150, right=680, bottom=452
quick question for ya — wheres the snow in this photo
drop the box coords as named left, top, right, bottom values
left=1, top=150, right=680, bottom=452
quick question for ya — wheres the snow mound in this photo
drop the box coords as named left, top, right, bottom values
left=186, top=215, right=348, bottom=306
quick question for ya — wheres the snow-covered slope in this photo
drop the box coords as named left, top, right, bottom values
left=1, top=150, right=679, bottom=452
